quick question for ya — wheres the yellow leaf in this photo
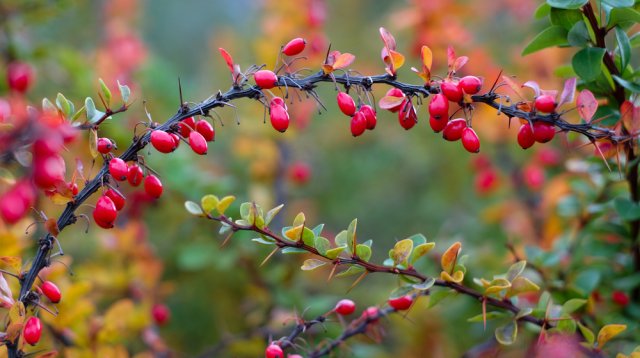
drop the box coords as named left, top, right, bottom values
left=441, top=242, right=461, bottom=273
left=201, top=195, right=219, bottom=215
left=0, top=256, right=22, bottom=273
left=89, top=128, right=98, bottom=159
left=9, top=301, right=25, bottom=324
left=485, top=278, right=511, bottom=295
left=284, top=225, right=304, bottom=242
left=391, top=239, right=413, bottom=265
left=597, top=324, right=626, bottom=349
left=293, top=212, right=306, bottom=227
left=216, top=195, right=236, bottom=215
left=507, top=276, right=540, bottom=298
left=421, top=45, right=433, bottom=73
left=389, top=50, right=405, bottom=71
left=440, top=270, right=464, bottom=283
left=50, top=192, right=74, bottom=205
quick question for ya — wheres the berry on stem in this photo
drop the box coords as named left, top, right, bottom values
left=428, top=93, right=449, bottom=120
left=534, top=95, right=557, bottom=113
left=196, top=120, right=215, bottom=141
left=337, top=92, right=356, bottom=116
left=270, top=102, right=290, bottom=132
left=144, top=175, right=163, bottom=198
left=351, top=111, right=367, bottom=137
left=440, top=80, right=463, bottom=102
left=442, top=118, right=467, bottom=141
left=23, top=317, right=42, bottom=346
left=93, top=195, right=118, bottom=228
left=362, top=306, right=380, bottom=323
left=461, top=127, right=480, bottom=153
left=335, top=299, right=356, bottom=315
left=33, top=154, right=66, bottom=189
left=105, top=188, right=126, bottom=211
left=533, top=122, right=555, bottom=143
left=178, top=116, right=196, bottom=138
left=459, top=76, right=482, bottom=95
left=517, top=123, right=535, bottom=149
left=97, top=137, right=115, bottom=154
left=108, top=157, right=128, bottom=181
left=388, top=295, right=413, bottom=311
left=150, top=130, right=177, bottom=153
left=265, top=343, right=284, bottom=358
left=359, top=105, right=377, bottom=130
left=189, top=131, right=208, bottom=155
left=127, top=163, right=144, bottom=187
left=41, top=281, right=61, bottom=303
left=282, top=37, right=306, bottom=56
left=254, top=70, right=278, bottom=89
left=7, top=62, right=34, bottom=93
left=398, top=102, right=417, bottom=130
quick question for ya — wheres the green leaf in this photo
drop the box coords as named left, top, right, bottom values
left=506, top=261, right=527, bottom=281
left=184, top=201, right=204, bottom=216
left=602, top=0, right=634, bottom=8
left=534, top=3, right=551, bottom=19
left=219, top=222, right=232, bottom=235
left=314, top=237, right=330, bottom=255
left=562, top=298, right=587, bottom=314
left=546, top=0, right=588, bottom=9
left=346, top=219, right=357, bottom=252
left=55, top=93, right=72, bottom=117
left=468, top=311, right=508, bottom=322
left=613, top=75, right=640, bottom=93
left=99, top=78, right=112, bottom=107
left=264, top=204, right=284, bottom=226
left=117, top=80, right=130, bottom=103
left=522, top=26, right=569, bottom=56
left=413, top=277, right=436, bottom=291
left=390, top=239, right=414, bottom=266
left=567, top=21, right=591, bottom=46
left=615, top=27, right=631, bottom=72
left=614, top=197, right=640, bottom=220
left=355, top=244, right=372, bottom=262
left=334, top=230, right=348, bottom=252
left=550, top=7, right=584, bottom=30
left=301, top=259, right=326, bottom=271
left=577, top=321, right=595, bottom=345
left=239, top=202, right=251, bottom=221
left=293, top=212, right=305, bottom=227
left=335, top=265, right=365, bottom=278
left=407, top=233, right=427, bottom=246
left=311, top=223, right=324, bottom=237
left=42, top=98, right=56, bottom=113
left=85, top=97, right=106, bottom=123
left=572, top=47, right=606, bottom=82
left=613, top=273, right=640, bottom=290
left=631, top=32, right=640, bottom=48
left=301, top=227, right=316, bottom=247
left=428, top=289, right=454, bottom=308
left=201, top=195, right=219, bottom=214
left=252, top=237, right=275, bottom=245
left=410, top=242, right=436, bottom=264
left=325, top=246, right=346, bottom=260
left=281, top=247, right=308, bottom=254
left=556, top=317, right=577, bottom=334
left=495, top=321, right=518, bottom=345
left=608, top=7, right=640, bottom=28
left=572, top=269, right=601, bottom=294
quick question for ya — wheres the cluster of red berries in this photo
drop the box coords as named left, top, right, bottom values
left=151, top=116, right=214, bottom=155
left=22, top=280, right=62, bottom=346
left=336, top=92, right=377, bottom=137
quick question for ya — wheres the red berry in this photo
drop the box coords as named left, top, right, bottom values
left=265, top=343, right=284, bottom=358
left=41, top=281, right=61, bottom=303
left=360, top=105, right=377, bottom=130
left=337, top=92, right=356, bottom=116
left=127, top=163, right=144, bottom=187
left=429, top=116, right=448, bottom=133
left=195, top=120, right=215, bottom=141
left=108, top=157, right=128, bottom=181
left=534, top=95, right=557, bottom=113
left=475, top=168, right=498, bottom=194
left=351, top=111, right=367, bottom=137
left=288, top=161, right=311, bottom=185
left=282, top=37, right=306, bottom=56
left=461, top=127, right=480, bottom=153
left=178, top=116, right=196, bottom=138
left=533, top=122, right=555, bottom=143
left=152, top=303, right=171, bottom=325
left=23, top=316, right=42, bottom=346
left=170, top=132, right=181, bottom=148
left=0, top=180, right=35, bottom=224
left=105, top=188, right=126, bottom=211
left=270, top=97, right=287, bottom=110
left=144, top=175, right=163, bottom=198
left=536, top=147, right=560, bottom=166
left=97, top=137, right=115, bottom=154
left=189, top=131, right=208, bottom=155
left=33, top=136, right=63, bottom=158
left=254, top=70, right=278, bottom=89
left=398, top=102, right=417, bottom=130
left=459, top=76, right=482, bottom=95
left=33, top=154, right=66, bottom=189
left=440, top=80, right=463, bottom=102
left=517, top=123, right=535, bottom=149
left=150, top=130, right=177, bottom=153
left=612, top=291, right=630, bottom=306
left=335, top=299, right=356, bottom=315
left=388, top=295, right=413, bottom=311
left=384, top=88, right=406, bottom=112
left=93, top=195, right=117, bottom=228
left=270, top=104, right=290, bottom=132
left=428, top=94, right=449, bottom=120
left=442, top=118, right=467, bottom=141
left=7, top=62, right=34, bottom=93
left=362, top=306, right=380, bottom=323
left=523, top=165, right=544, bottom=191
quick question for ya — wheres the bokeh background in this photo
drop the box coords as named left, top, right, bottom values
left=2, top=0, right=636, bottom=357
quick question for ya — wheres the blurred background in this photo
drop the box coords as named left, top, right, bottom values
left=1, top=0, right=635, bottom=357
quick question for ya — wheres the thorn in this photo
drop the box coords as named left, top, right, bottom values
left=347, top=271, right=368, bottom=293
left=327, top=263, right=338, bottom=282
left=260, top=247, right=279, bottom=267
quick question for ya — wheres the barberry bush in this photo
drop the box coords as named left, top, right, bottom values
left=1, top=0, right=639, bottom=357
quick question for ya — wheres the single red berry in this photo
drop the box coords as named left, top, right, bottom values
left=127, top=163, right=144, bottom=187
left=517, top=123, right=535, bottom=149
left=23, top=316, right=42, bottom=346
left=351, top=111, right=367, bottom=137
left=93, top=195, right=117, bottom=229
left=359, top=105, right=377, bottom=130
left=144, top=175, right=163, bottom=199
left=523, top=164, right=544, bottom=190
left=282, top=37, right=306, bottom=56
left=33, top=154, right=66, bottom=189
left=270, top=97, right=287, bottom=110
left=150, top=130, right=177, bottom=153
left=428, top=93, right=449, bottom=120
left=288, top=161, right=311, bottom=185
left=33, top=136, right=63, bottom=158
left=169, top=132, right=181, bottom=148
left=459, top=76, right=482, bottom=95
left=254, top=70, right=278, bottom=89
left=398, top=102, right=417, bottom=130
left=536, top=147, right=560, bottom=166
left=388, top=295, right=413, bottom=311
left=195, top=120, right=215, bottom=141
left=429, top=116, right=448, bottom=133
left=0, top=181, right=34, bottom=224
left=105, top=188, right=126, bottom=211
left=41, top=281, right=61, bottom=303
left=189, top=131, right=208, bottom=155
left=475, top=168, right=498, bottom=195
left=533, top=122, right=555, bottom=143
left=384, top=88, right=406, bottom=112
left=270, top=104, right=290, bottom=133
left=440, top=80, right=463, bottom=102
left=337, top=92, right=356, bottom=116
left=534, top=95, right=557, bottom=113
left=335, top=299, right=356, bottom=315
left=7, top=62, right=34, bottom=93
left=265, top=343, right=284, bottom=358
left=461, top=127, right=480, bottom=153
left=108, top=157, right=128, bottom=181
left=362, top=306, right=380, bottom=323
left=612, top=291, right=630, bottom=306
left=97, top=137, right=115, bottom=154
left=152, top=303, right=171, bottom=325
left=442, top=118, right=467, bottom=141
left=178, top=116, right=196, bottom=138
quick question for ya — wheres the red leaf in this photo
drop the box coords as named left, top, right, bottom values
left=576, top=89, right=598, bottom=123
left=379, top=27, right=396, bottom=51
left=332, top=53, right=355, bottom=70
left=218, top=48, right=235, bottom=74
left=522, top=81, right=541, bottom=97
left=502, top=76, right=525, bottom=99
left=378, top=95, right=405, bottom=109
left=620, top=101, right=640, bottom=133
left=447, top=46, right=456, bottom=70
left=452, top=56, right=468, bottom=73
left=558, top=78, right=577, bottom=107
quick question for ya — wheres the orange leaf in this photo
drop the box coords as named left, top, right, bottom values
left=421, top=46, right=433, bottom=73
left=378, top=95, right=405, bottom=110
left=620, top=101, right=639, bottom=133
left=332, top=53, right=355, bottom=70
left=577, top=89, right=598, bottom=123
left=389, top=50, right=405, bottom=72
left=452, top=56, right=468, bottom=73
left=45, top=218, right=60, bottom=237
left=502, top=76, right=525, bottom=100
left=218, top=48, right=235, bottom=74
left=0, top=256, right=22, bottom=273
left=322, top=64, right=334, bottom=75
left=441, top=242, right=461, bottom=273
